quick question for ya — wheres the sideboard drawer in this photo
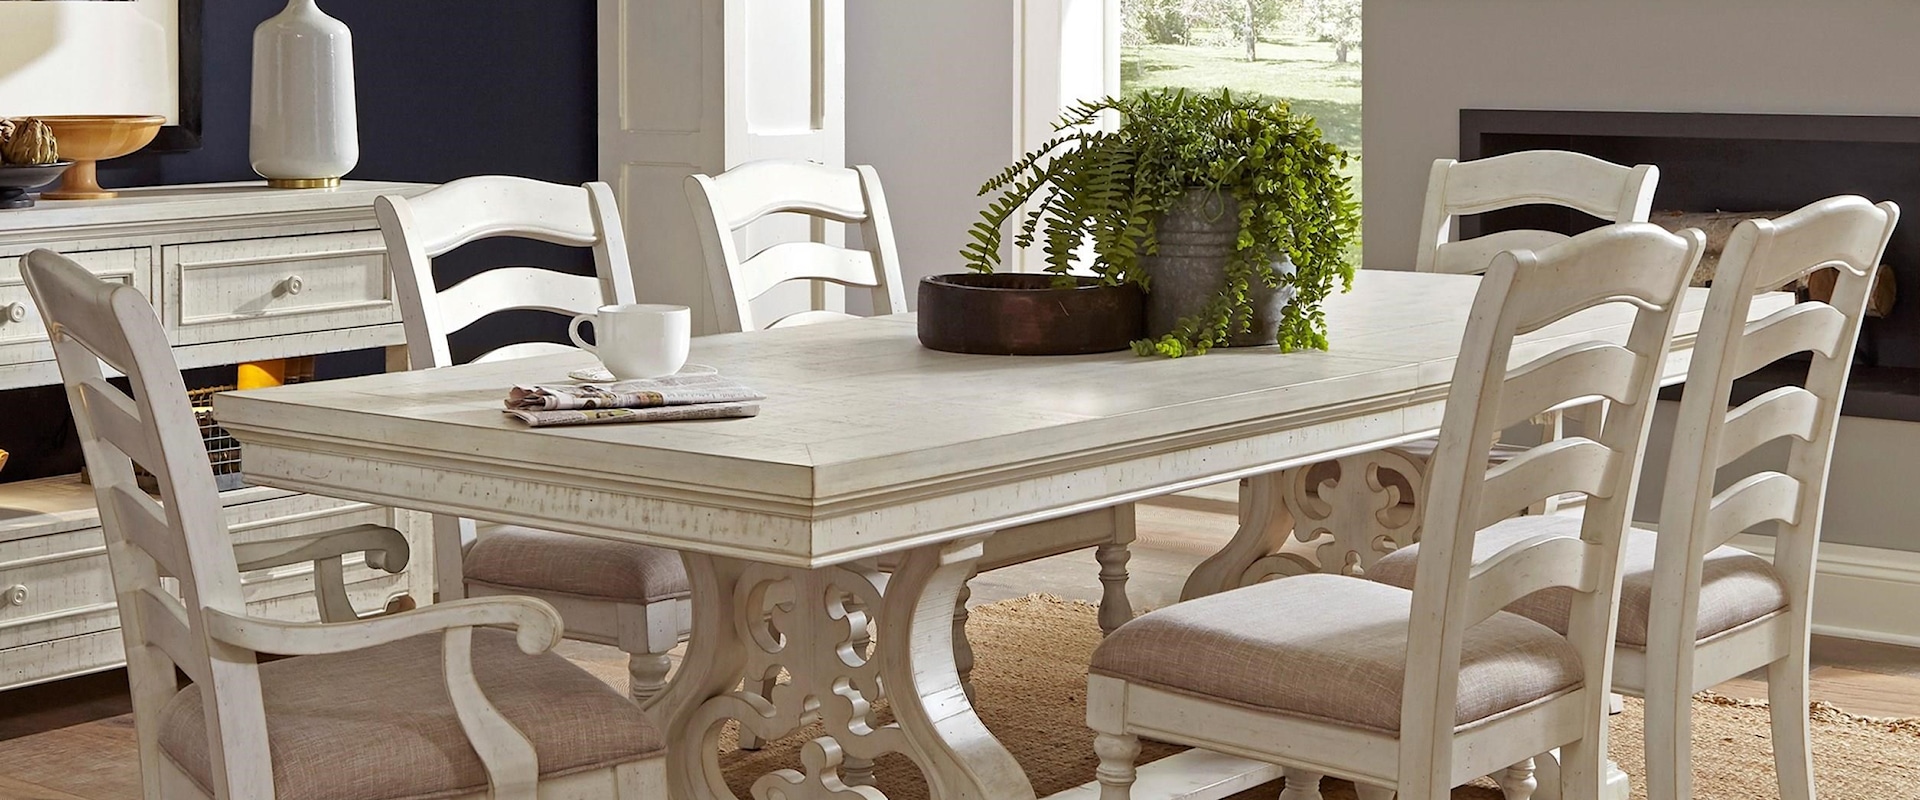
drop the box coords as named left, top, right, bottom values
left=164, top=231, right=399, bottom=345
left=0, top=247, right=154, bottom=366
left=0, top=527, right=117, bottom=651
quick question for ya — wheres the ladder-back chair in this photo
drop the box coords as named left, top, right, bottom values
left=378, top=176, right=690, bottom=703
left=1378, top=196, right=1899, bottom=800
left=24, top=248, right=665, bottom=799
left=1088, top=223, right=1704, bottom=800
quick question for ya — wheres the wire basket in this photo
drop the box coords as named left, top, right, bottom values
left=133, top=385, right=245, bottom=493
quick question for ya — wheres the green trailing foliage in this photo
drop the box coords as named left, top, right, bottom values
left=962, top=89, right=1360, bottom=356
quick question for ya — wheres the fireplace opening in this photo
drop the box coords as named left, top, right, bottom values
left=1462, top=109, right=1920, bottom=422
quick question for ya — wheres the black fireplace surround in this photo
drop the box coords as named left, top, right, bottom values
left=1463, top=109, right=1920, bottom=422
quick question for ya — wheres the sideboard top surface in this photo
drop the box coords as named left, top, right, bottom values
left=0, top=180, right=431, bottom=235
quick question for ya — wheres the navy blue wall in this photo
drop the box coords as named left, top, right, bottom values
left=3, top=2, right=600, bottom=482
left=107, top=1, right=598, bottom=189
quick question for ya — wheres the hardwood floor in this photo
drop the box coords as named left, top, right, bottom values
left=3, top=491, right=1917, bottom=799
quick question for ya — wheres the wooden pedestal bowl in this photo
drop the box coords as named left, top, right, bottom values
left=918, top=273, right=1145, bottom=356
left=37, top=115, right=167, bottom=200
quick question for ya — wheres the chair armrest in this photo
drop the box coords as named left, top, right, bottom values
left=203, top=595, right=563, bottom=657
left=233, top=524, right=411, bottom=574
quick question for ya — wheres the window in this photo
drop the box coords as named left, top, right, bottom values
left=1120, top=0, right=1362, bottom=258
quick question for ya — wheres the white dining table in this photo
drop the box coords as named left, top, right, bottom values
left=213, top=269, right=1785, bottom=800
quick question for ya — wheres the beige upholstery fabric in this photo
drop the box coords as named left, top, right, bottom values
left=1089, top=574, right=1583, bottom=734
left=1368, top=515, right=1788, bottom=648
left=465, top=524, right=690, bottom=603
left=158, top=629, right=663, bottom=800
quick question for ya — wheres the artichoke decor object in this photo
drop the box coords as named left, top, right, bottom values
left=0, top=118, right=15, bottom=149
left=1, top=119, right=60, bottom=166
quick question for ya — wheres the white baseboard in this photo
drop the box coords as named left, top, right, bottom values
left=1728, top=533, right=1920, bottom=649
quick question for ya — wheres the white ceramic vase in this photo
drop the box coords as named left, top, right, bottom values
left=250, top=0, right=358, bottom=189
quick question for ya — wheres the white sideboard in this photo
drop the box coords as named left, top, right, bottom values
left=0, top=181, right=435, bottom=691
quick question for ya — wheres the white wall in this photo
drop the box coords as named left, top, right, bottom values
left=1364, top=0, right=1920, bottom=271
left=0, top=0, right=177, bottom=121
left=846, top=0, right=1019, bottom=310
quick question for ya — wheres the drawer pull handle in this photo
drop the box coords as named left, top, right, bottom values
left=2, top=584, right=24, bottom=607
left=1, top=302, right=25, bottom=323
left=283, top=275, right=305, bottom=296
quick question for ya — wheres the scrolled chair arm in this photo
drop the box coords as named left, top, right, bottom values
left=202, top=595, right=564, bottom=657
left=231, top=524, right=411, bottom=573
left=204, top=595, right=564, bottom=798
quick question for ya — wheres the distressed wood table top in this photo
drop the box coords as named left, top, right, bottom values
left=215, top=270, right=1776, bottom=568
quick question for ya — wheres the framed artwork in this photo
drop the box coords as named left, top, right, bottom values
left=0, top=0, right=203, bottom=151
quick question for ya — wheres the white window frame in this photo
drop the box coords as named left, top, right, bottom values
left=1012, top=0, right=1121, bottom=272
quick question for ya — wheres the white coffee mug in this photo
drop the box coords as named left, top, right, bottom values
left=568, top=303, right=691, bottom=380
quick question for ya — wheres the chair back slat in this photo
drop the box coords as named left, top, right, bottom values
left=1399, top=223, right=1699, bottom=783
left=1429, top=228, right=1573, bottom=277
left=1496, top=341, right=1645, bottom=431
left=137, top=586, right=208, bottom=686
left=404, top=175, right=606, bottom=255
left=768, top=309, right=864, bottom=329
left=1463, top=533, right=1596, bottom=626
left=1416, top=151, right=1659, bottom=275
left=737, top=241, right=884, bottom=301
left=1728, top=303, right=1850, bottom=379
left=1702, top=472, right=1804, bottom=550
left=1474, top=439, right=1621, bottom=530
left=473, top=341, right=583, bottom=365
left=378, top=177, right=635, bottom=371
left=688, top=160, right=908, bottom=332
left=77, top=377, right=163, bottom=473
left=1716, top=386, right=1820, bottom=467
left=434, top=267, right=610, bottom=335
left=23, top=249, right=274, bottom=797
left=1502, top=234, right=1699, bottom=335
left=108, top=484, right=192, bottom=580
left=693, top=160, right=871, bottom=230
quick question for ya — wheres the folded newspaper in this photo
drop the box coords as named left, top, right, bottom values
left=504, top=372, right=763, bottom=427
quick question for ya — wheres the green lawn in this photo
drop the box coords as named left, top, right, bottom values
left=1122, top=32, right=1363, bottom=259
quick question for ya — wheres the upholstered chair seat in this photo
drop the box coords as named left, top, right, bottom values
left=465, top=525, right=691, bottom=604
left=158, top=629, right=663, bottom=800
left=1368, top=515, right=1789, bottom=648
left=1091, top=573, right=1584, bottom=734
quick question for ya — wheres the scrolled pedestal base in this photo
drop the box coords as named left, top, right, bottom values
left=657, top=536, right=1035, bottom=800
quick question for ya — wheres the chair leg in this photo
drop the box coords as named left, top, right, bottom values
left=1095, top=540, right=1133, bottom=636
left=1092, top=732, right=1140, bottom=800
left=1278, top=769, right=1324, bottom=800
left=627, top=652, right=673, bottom=704
left=1557, top=736, right=1603, bottom=800
left=1642, top=674, right=1693, bottom=800
left=1532, top=750, right=1562, bottom=800
left=1497, top=758, right=1538, bottom=800
left=1768, top=654, right=1816, bottom=800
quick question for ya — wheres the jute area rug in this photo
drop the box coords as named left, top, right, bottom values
left=705, top=594, right=1920, bottom=799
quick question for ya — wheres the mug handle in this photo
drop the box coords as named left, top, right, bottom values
left=568, top=314, right=598, bottom=355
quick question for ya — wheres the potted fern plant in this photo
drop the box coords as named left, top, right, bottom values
left=946, top=89, right=1359, bottom=357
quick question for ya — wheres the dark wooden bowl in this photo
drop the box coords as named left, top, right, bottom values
left=918, top=273, right=1145, bottom=356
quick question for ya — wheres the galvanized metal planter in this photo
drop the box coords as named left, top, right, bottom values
left=1141, top=189, right=1294, bottom=347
